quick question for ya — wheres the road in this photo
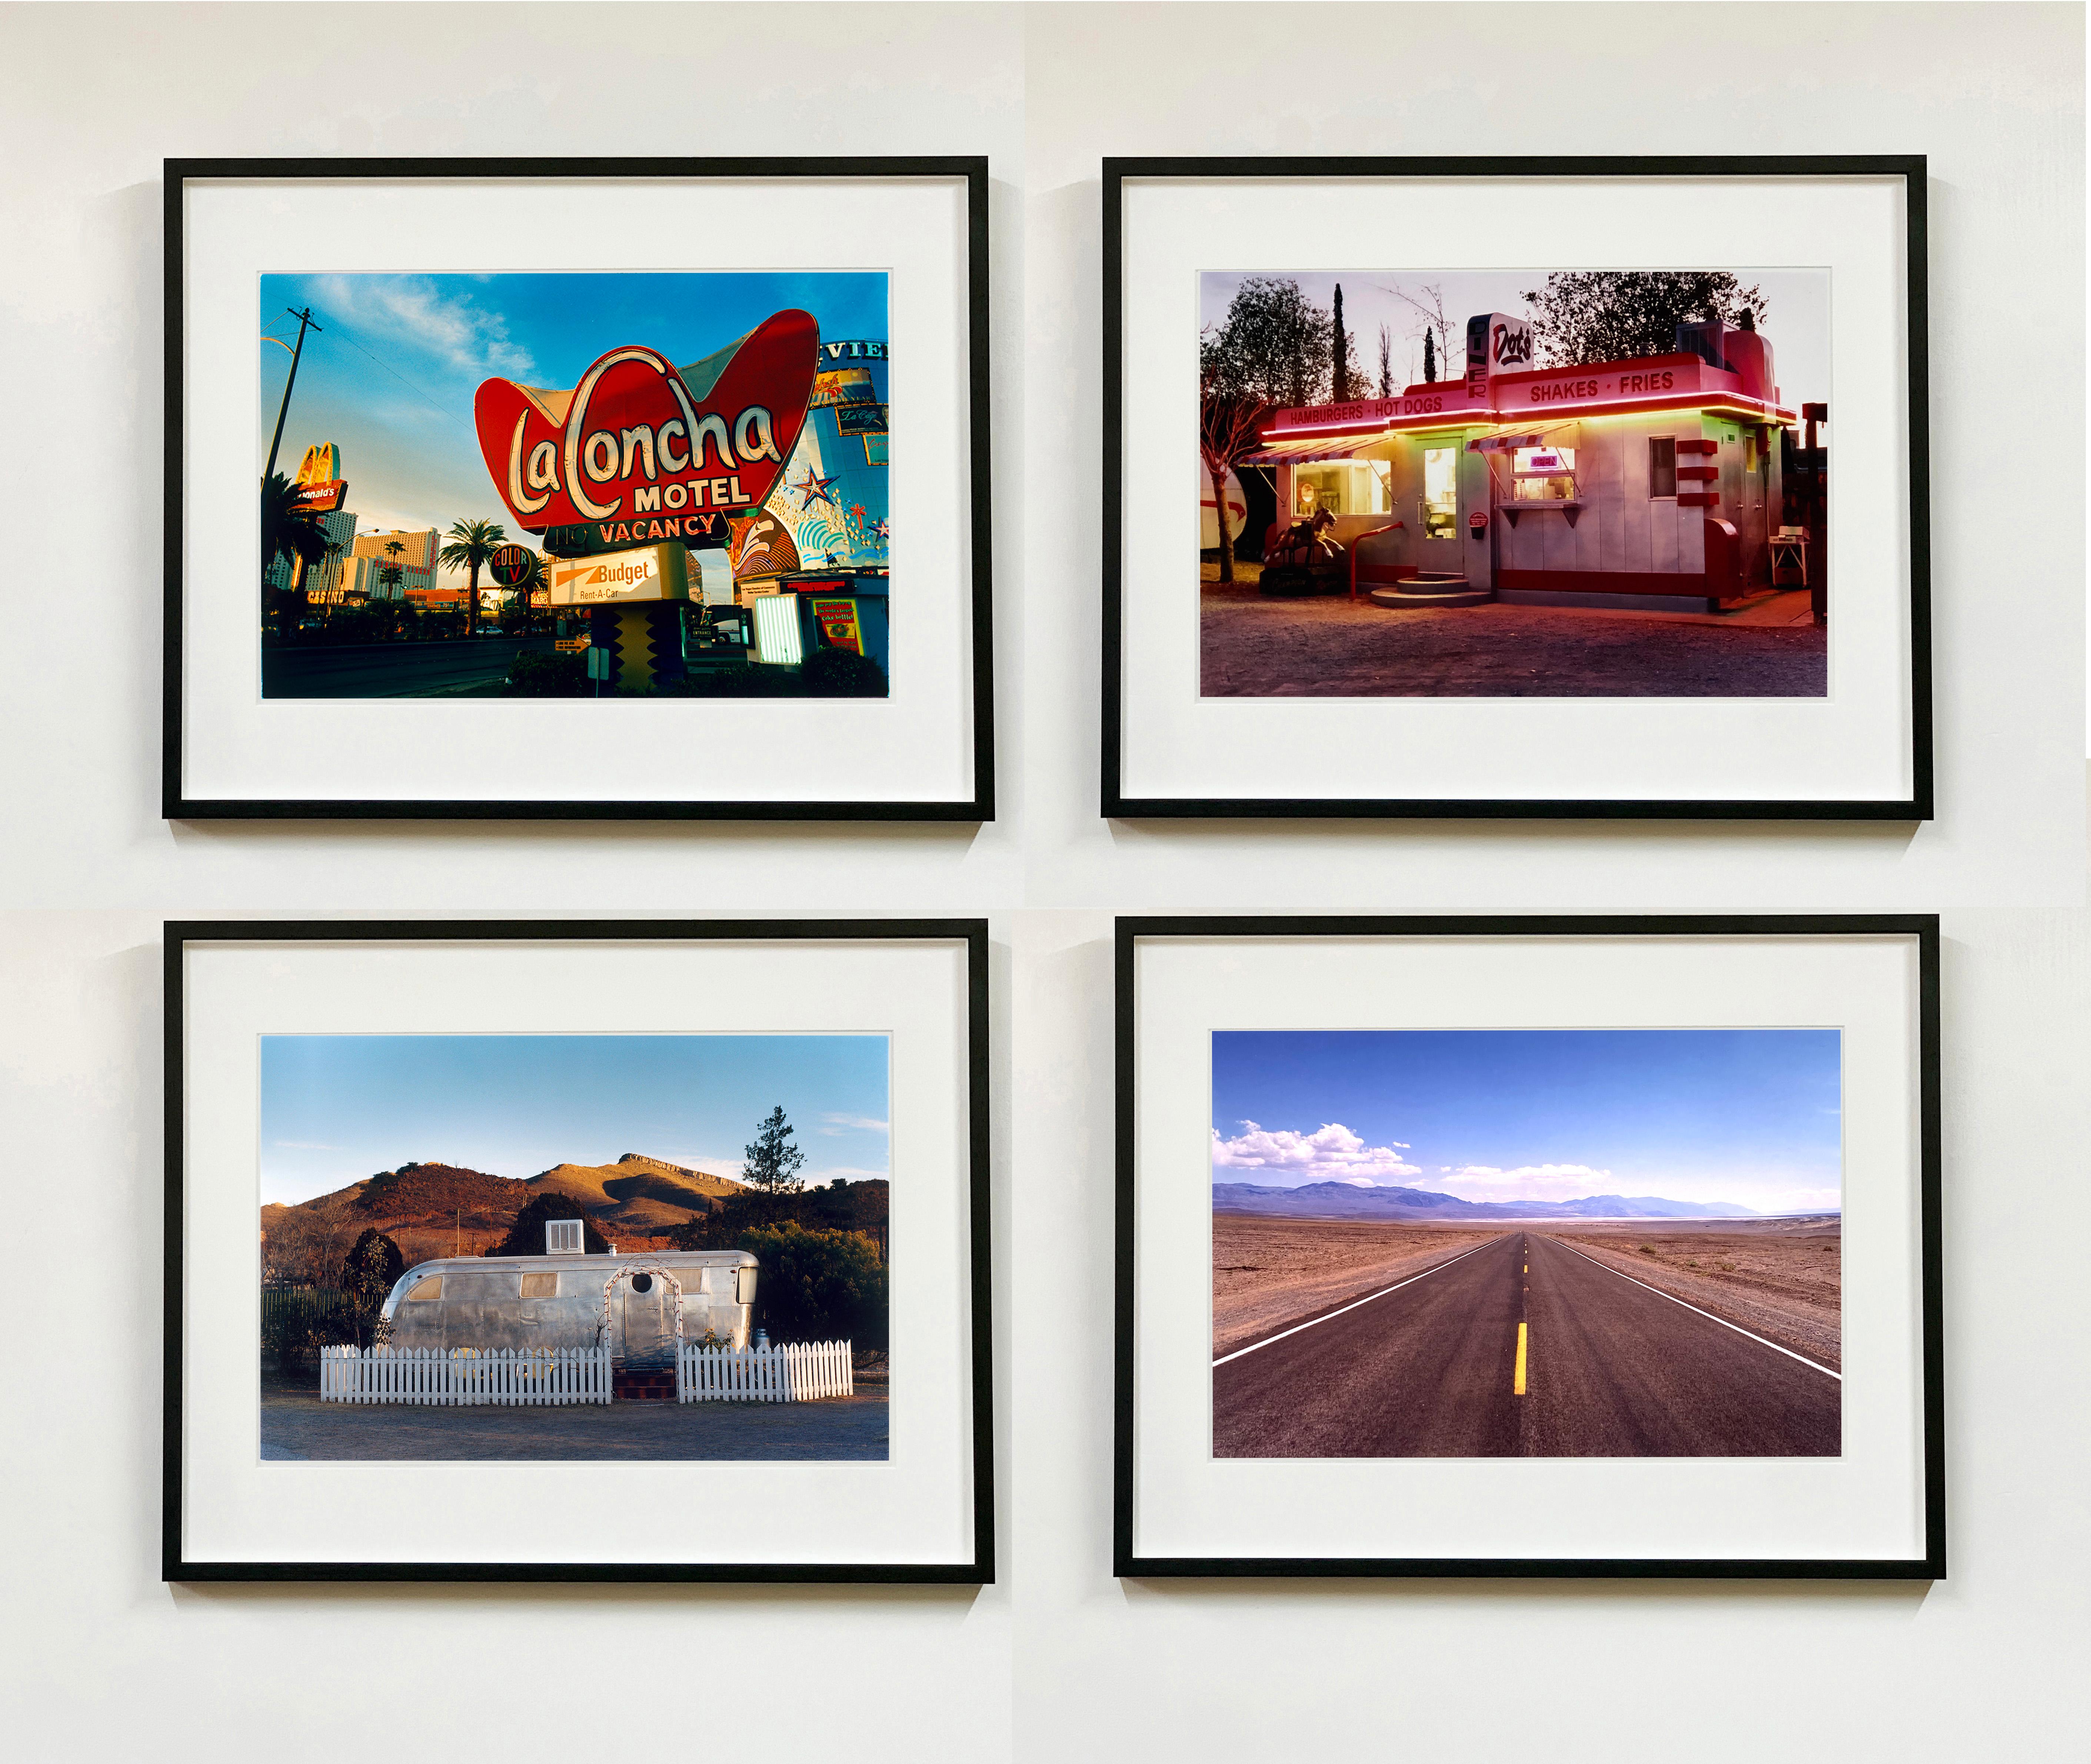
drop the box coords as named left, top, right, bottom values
left=1213, top=1231, right=1839, bottom=1458
left=260, top=1383, right=889, bottom=1461
left=262, top=637, right=557, bottom=698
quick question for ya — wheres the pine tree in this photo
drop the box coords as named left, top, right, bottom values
left=1423, top=328, right=1436, bottom=384
left=742, top=1106, right=808, bottom=1195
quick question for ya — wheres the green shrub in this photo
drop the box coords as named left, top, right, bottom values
left=650, top=666, right=802, bottom=698
left=737, top=1221, right=888, bottom=1350
left=802, top=647, right=888, bottom=697
left=502, top=650, right=590, bottom=697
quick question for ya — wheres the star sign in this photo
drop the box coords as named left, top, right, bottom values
left=790, top=465, right=843, bottom=515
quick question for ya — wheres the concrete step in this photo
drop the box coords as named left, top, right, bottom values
left=1369, top=585, right=1494, bottom=609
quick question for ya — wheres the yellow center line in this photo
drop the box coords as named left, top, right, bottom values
left=1513, top=1321, right=1528, bottom=1395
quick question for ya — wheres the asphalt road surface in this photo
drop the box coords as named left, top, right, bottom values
left=1213, top=1231, right=1839, bottom=1458
left=262, top=637, right=556, bottom=698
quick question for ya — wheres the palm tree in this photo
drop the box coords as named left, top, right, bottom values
left=438, top=518, right=506, bottom=639
left=260, top=471, right=332, bottom=637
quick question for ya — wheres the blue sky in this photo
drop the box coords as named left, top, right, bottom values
left=1200, top=269, right=1830, bottom=416
left=1211, top=1029, right=1842, bottom=1214
left=256, top=271, right=888, bottom=585
left=260, top=1034, right=889, bottom=1207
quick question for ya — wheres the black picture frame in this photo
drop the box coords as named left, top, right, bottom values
left=1102, top=156, right=1932, bottom=821
left=1113, top=913, right=1944, bottom=1579
left=164, top=917, right=996, bottom=1584
left=164, top=157, right=995, bottom=822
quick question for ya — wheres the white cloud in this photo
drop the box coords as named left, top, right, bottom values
left=817, top=1113, right=890, bottom=1137
left=271, top=1138, right=342, bottom=1151
left=313, top=274, right=535, bottom=379
left=809, top=1166, right=889, bottom=1183
left=1433, top=1163, right=1616, bottom=1203
left=1211, top=1120, right=1421, bottom=1185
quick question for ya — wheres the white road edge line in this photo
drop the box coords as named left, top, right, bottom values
left=1544, top=1237, right=1842, bottom=1381
left=1212, top=1235, right=1507, bottom=1368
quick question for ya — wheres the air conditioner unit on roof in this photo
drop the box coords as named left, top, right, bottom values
left=546, top=1219, right=583, bottom=1255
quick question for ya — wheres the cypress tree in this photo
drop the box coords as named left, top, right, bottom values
left=1331, top=284, right=1349, bottom=401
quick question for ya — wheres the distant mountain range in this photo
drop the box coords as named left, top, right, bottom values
left=1212, top=1180, right=1763, bottom=1221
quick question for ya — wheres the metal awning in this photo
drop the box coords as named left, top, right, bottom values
left=1238, top=434, right=1385, bottom=465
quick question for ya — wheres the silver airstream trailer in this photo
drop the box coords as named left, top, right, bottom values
left=377, top=1247, right=759, bottom=1371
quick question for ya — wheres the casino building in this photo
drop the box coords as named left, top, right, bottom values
left=732, top=339, right=892, bottom=675
left=349, top=528, right=439, bottom=603
left=1243, top=313, right=1813, bottom=615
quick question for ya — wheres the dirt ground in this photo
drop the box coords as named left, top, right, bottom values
left=1212, top=1214, right=1496, bottom=1357
left=259, top=1371, right=889, bottom=1461
left=1538, top=1219, right=1842, bottom=1370
left=1199, top=578, right=1828, bottom=698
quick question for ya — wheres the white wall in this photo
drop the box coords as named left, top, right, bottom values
left=0, top=5, right=2084, bottom=1761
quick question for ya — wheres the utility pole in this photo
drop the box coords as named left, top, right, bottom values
left=262, top=306, right=321, bottom=488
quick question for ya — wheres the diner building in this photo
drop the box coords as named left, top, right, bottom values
left=1243, top=313, right=1805, bottom=614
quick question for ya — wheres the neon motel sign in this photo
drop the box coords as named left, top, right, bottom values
left=474, top=309, right=819, bottom=532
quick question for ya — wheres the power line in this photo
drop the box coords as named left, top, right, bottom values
left=302, top=304, right=480, bottom=439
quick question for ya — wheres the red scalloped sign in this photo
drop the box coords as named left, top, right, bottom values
left=474, top=309, right=819, bottom=534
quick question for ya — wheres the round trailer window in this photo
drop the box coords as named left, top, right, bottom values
left=630, top=1273, right=653, bottom=1294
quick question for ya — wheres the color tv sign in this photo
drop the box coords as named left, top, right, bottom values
left=475, top=310, right=819, bottom=532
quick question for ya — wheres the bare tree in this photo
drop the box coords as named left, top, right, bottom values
left=262, top=1207, right=353, bottom=1289
left=1377, top=282, right=1454, bottom=389
left=1198, top=392, right=1267, bottom=584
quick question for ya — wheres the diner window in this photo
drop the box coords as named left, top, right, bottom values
left=1511, top=444, right=1576, bottom=503
left=1648, top=436, right=1678, bottom=499
left=1421, top=447, right=1458, bottom=539
left=1294, top=461, right=1391, bottom=518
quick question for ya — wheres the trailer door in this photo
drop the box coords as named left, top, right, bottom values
left=617, top=1271, right=676, bottom=1370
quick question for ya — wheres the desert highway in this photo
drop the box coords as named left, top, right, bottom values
left=1213, top=1231, right=1840, bottom=1458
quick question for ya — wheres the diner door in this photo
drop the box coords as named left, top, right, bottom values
left=1418, top=443, right=1462, bottom=572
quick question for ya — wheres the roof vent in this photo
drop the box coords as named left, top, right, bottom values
left=545, top=1218, right=584, bottom=1256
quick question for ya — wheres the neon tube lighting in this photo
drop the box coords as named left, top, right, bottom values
left=1263, top=394, right=1792, bottom=442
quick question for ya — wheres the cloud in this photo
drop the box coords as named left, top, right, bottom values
left=817, top=1113, right=890, bottom=1137
left=809, top=1165, right=889, bottom=1183
left=1432, top=1163, right=1616, bottom=1203
left=271, top=1139, right=343, bottom=1151
left=313, top=274, right=535, bottom=378
left=1211, top=1120, right=1420, bottom=1185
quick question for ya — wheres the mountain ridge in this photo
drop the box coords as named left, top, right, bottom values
left=1212, top=1178, right=1767, bottom=1221
left=263, top=1153, right=749, bottom=1239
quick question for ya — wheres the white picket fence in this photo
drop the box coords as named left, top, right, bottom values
left=319, top=1344, right=611, bottom=1406
left=679, top=1339, right=854, bottom=1403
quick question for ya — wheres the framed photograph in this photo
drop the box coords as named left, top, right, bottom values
left=1115, top=914, right=1943, bottom=1578
left=166, top=919, right=993, bottom=1583
left=1103, top=157, right=1930, bottom=819
left=164, top=157, right=993, bottom=820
